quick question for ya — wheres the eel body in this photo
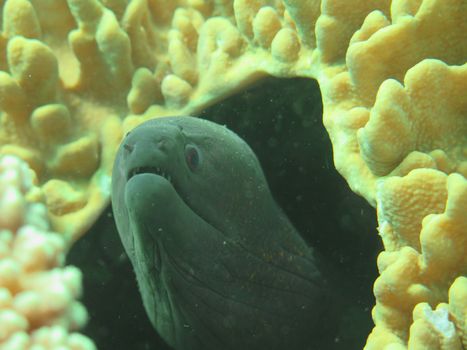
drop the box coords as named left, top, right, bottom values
left=111, top=116, right=331, bottom=350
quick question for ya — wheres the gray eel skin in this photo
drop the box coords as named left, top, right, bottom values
left=111, top=116, right=332, bottom=350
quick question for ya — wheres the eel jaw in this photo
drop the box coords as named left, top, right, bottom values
left=127, top=166, right=173, bottom=184
left=126, top=165, right=219, bottom=232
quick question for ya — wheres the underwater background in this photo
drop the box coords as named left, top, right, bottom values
left=68, top=77, right=382, bottom=350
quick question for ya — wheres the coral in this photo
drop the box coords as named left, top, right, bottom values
left=0, top=0, right=465, bottom=349
left=368, top=172, right=467, bottom=349
left=0, top=155, right=95, bottom=349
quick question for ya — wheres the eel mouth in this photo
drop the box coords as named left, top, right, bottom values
left=127, top=166, right=173, bottom=184
left=127, top=165, right=220, bottom=232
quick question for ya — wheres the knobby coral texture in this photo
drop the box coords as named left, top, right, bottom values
left=0, top=155, right=95, bottom=349
left=0, top=0, right=465, bottom=349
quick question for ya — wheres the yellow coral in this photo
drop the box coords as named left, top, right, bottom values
left=0, top=0, right=465, bottom=348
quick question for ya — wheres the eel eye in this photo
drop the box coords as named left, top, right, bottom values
left=185, top=144, right=201, bottom=171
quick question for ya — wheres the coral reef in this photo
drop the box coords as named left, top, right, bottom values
left=0, top=0, right=465, bottom=349
left=0, top=155, right=95, bottom=349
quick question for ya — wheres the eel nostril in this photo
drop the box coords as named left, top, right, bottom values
left=123, top=143, right=134, bottom=153
left=157, top=140, right=165, bottom=149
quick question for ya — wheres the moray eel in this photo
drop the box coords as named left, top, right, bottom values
left=111, top=116, right=331, bottom=350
